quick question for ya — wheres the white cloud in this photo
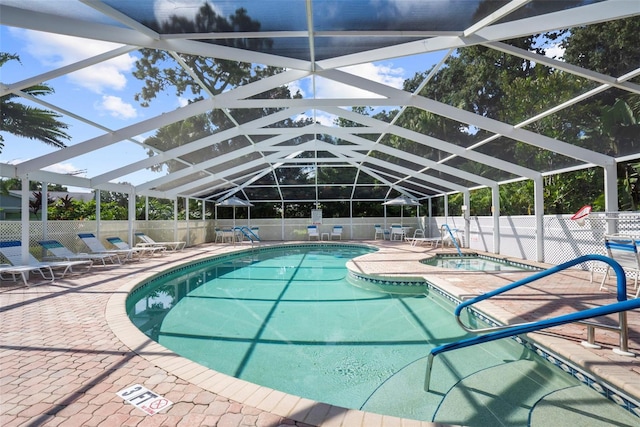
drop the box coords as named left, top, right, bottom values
left=177, top=97, right=190, bottom=108
left=15, top=29, right=136, bottom=93
left=287, top=79, right=308, bottom=98
left=544, top=43, right=565, bottom=61
left=153, top=0, right=222, bottom=25
left=295, top=111, right=336, bottom=127
left=316, top=63, right=405, bottom=99
left=43, top=162, right=86, bottom=177
left=96, top=95, right=138, bottom=120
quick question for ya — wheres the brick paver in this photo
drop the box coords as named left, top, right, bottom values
left=1, top=241, right=638, bottom=426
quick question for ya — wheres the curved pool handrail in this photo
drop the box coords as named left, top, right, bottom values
left=424, top=254, right=639, bottom=391
left=425, top=297, right=640, bottom=391
left=455, top=254, right=628, bottom=333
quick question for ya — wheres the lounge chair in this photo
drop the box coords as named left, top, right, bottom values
left=331, top=226, right=343, bottom=240
left=38, top=240, right=119, bottom=266
left=405, top=229, right=442, bottom=247
left=0, top=240, right=92, bottom=286
left=106, top=236, right=165, bottom=257
left=307, top=225, right=319, bottom=240
left=134, top=232, right=185, bottom=251
left=600, top=234, right=640, bottom=298
left=78, top=233, right=140, bottom=262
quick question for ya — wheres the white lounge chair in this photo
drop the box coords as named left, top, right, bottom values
left=0, top=240, right=92, bottom=286
left=601, top=234, right=640, bottom=298
left=38, top=240, right=119, bottom=266
left=135, top=232, right=185, bottom=251
left=307, top=225, right=319, bottom=240
left=78, top=233, right=140, bottom=262
left=331, top=226, right=343, bottom=240
left=106, top=236, right=165, bottom=257
left=405, top=229, right=442, bottom=247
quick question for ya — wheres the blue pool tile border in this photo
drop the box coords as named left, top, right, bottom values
left=421, top=252, right=543, bottom=271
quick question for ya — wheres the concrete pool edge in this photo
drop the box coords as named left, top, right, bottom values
left=107, top=242, right=640, bottom=424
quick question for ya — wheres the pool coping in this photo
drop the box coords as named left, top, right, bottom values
left=106, top=241, right=640, bottom=425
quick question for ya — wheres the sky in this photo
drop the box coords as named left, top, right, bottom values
left=0, top=21, right=445, bottom=192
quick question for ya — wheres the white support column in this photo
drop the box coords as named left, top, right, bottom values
left=349, top=201, right=353, bottom=240
left=128, top=188, right=136, bottom=244
left=281, top=201, right=285, bottom=240
left=145, top=196, right=149, bottom=220
left=21, top=177, right=29, bottom=264
left=492, top=184, right=500, bottom=254
left=463, top=191, right=470, bottom=249
left=428, top=198, right=432, bottom=236
left=185, top=197, right=190, bottom=247
left=534, top=175, right=544, bottom=262
left=42, top=182, right=48, bottom=240
left=443, top=195, right=449, bottom=222
left=96, top=190, right=101, bottom=238
left=173, top=198, right=178, bottom=241
left=604, top=162, right=619, bottom=235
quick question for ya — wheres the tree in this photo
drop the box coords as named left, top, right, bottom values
left=0, top=53, right=71, bottom=153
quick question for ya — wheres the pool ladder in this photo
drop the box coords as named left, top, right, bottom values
left=425, top=254, right=640, bottom=391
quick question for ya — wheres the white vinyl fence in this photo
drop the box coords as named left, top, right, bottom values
left=1, top=213, right=638, bottom=268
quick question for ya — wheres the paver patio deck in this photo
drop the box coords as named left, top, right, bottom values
left=1, top=240, right=638, bottom=426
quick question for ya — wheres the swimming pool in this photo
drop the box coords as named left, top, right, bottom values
left=126, top=244, right=638, bottom=425
left=421, top=253, right=541, bottom=271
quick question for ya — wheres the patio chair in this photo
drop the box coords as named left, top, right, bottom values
left=374, top=224, right=389, bottom=240
left=0, top=240, right=92, bottom=286
left=134, top=232, right=186, bottom=251
left=106, top=236, right=165, bottom=257
left=38, top=240, right=120, bottom=266
left=600, top=234, right=640, bottom=298
left=331, top=225, right=343, bottom=240
left=307, top=225, right=319, bottom=240
left=390, top=225, right=405, bottom=241
left=78, top=233, right=140, bottom=262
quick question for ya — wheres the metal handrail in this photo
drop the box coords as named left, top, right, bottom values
left=424, top=254, right=640, bottom=391
left=234, top=226, right=260, bottom=243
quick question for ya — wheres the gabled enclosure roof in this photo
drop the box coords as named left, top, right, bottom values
left=1, top=0, right=639, bottom=204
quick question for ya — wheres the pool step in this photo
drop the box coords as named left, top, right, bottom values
left=433, top=359, right=638, bottom=426
left=433, top=359, right=560, bottom=425
left=530, top=386, right=639, bottom=426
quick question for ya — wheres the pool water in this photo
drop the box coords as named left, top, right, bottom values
left=421, top=254, right=540, bottom=271
left=127, top=245, right=637, bottom=425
